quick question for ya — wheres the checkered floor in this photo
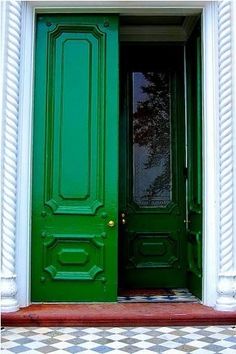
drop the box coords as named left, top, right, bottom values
left=1, top=326, right=236, bottom=353
left=118, top=288, right=199, bottom=303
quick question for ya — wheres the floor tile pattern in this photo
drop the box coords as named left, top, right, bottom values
left=1, top=325, right=236, bottom=353
left=118, top=288, right=199, bottom=303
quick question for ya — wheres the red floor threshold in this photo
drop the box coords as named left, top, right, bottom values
left=2, top=303, right=236, bottom=327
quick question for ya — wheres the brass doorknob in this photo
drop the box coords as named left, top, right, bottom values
left=107, top=220, right=115, bottom=227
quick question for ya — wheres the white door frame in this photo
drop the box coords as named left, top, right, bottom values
left=1, top=0, right=235, bottom=311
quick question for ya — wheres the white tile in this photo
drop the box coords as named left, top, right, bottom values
left=28, top=334, right=50, bottom=341
left=162, top=349, right=186, bottom=354
left=106, top=341, right=128, bottom=349
left=220, top=349, right=236, bottom=354
left=191, top=349, right=215, bottom=354
left=135, top=350, right=159, bottom=354
left=24, top=342, right=47, bottom=349
left=183, top=333, right=203, bottom=340
left=179, top=327, right=200, bottom=333
left=105, top=328, right=127, bottom=334
left=57, top=327, right=78, bottom=334
left=82, top=328, right=104, bottom=334
left=108, top=351, right=130, bottom=354
left=158, top=333, right=179, bottom=341
left=3, top=334, right=24, bottom=341
left=7, top=328, right=28, bottom=334
left=187, top=340, right=209, bottom=348
left=204, top=326, right=226, bottom=332
left=51, top=341, right=73, bottom=349
left=106, top=334, right=127, bottom=341
left=31, top=328, right=53, bottom=334
left=78, top=341, right=100, bottom=349
left=209, top=333, right=229, bottom=340
left=1, top=341, right=19, bottom=349
left=80, top=334, right=101, bottom=341
left=157, top=327, right=176, bottom=333
left=130, top=327, right=152, bottom=333
left=159, top=341, right=182, bottom=349
left=132, top=333, right=153, bottom=340
left=53, top=334, right=76, bottom=341
left=133, top=341, right=155, bottom=349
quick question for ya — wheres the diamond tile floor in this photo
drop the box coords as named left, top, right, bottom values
left=1, top=326, right=236, bottom=354
left=117, top=288, right=199, bottom=303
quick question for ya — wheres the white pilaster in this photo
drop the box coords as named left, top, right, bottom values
left=0, top=0, right=22, bottom=312
left=0, top=0, right=235, bottom=312
left=216, top=0, right=236, bottom=311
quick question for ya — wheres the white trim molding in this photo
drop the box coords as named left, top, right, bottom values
left=0, top=0, right=22, bottom=312
left=1, top=0, right=235, bottom=312
left=216, top=0, right=236, bottom=311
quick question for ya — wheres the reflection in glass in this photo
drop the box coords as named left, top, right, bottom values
left=132, top=72, right=172, bottom=207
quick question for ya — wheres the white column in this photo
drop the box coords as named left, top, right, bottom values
left=216, top=0, right=236, bottom=311
left=0, top=0, right=22, bottom=312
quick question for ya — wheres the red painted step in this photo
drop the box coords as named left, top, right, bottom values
left=2, top=303, right=236, bottom=327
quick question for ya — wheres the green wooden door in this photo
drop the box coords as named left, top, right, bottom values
left=32, top=15, right=119, bottom=302
left=186, top=21, right=202, bottom=299
left=119, top=45, right=187, bottom=288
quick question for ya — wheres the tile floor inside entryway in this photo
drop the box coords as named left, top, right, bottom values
left=1, top=326, right=236, bottom=354
left=117, top=288, right=199, bottom=303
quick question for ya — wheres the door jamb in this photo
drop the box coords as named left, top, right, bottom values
left=16, top=1, right=219, bottom=308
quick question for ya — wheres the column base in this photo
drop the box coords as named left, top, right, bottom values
left=1, top=299, right=19, bottom=313
left=216, top=274, right=236, bottom=311
left=1, top=274, right=19, bottom=313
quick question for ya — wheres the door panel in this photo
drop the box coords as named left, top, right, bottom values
left=119, top=45, right=186, bottom=288
left=32, top=15, right=119, bottom=301
left=186, top=21, right=203, bottom=298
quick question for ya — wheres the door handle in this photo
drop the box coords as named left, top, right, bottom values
left=107, top=220, right=115, bottom=228
left=121, top=212, right=126, bottom=225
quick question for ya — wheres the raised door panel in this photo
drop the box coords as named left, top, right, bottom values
left=32, top=15, right=118, bottom=302
left=45, top=25, right=105, bottom=215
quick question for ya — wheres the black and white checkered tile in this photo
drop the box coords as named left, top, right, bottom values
left=1, top=326, right=236, bottom=353
left=118, top=288, right=199, bottom=303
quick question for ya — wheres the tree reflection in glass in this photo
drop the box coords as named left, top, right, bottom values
left=132, top=72, right=172, bottom=207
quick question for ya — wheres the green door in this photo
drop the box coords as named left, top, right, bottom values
left=186, top=21, right=202, bottom=299
left=32, top=15, right=119, bottom=301
left=119, top=45, right=187, bottom=288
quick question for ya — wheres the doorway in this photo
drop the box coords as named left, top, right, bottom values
left=31, top=14, right=202, bottom=302
left=119, top=23, right=202, bottom=298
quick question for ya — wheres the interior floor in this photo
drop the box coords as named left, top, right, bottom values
left=118, top=288, right=200, bottom=303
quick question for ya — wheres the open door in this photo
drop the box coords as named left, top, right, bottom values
left=119, top=45, right=186, bottom=289
left=32, top=15, right=119, bottom=301
left=186, top=20, right=203, bottom=299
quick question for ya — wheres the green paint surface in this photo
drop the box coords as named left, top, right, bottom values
left=119, top=45, right=187, bottom=288
left=32, top=15, right=119, bottom=301
left=186, top=20, right=203, bottom=299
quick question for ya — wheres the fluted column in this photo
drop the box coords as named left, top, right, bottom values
left=1, top=0, right=22, bottom=312
left=216, top=0, right=236, bottom=311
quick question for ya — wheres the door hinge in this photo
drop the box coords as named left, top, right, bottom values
left=184, top=167, right=188, bottom=179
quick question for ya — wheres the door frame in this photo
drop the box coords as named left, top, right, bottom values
left=14, top=1, right=220, bottom=308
